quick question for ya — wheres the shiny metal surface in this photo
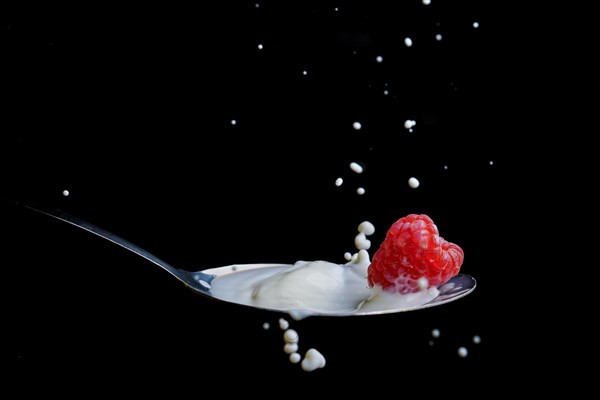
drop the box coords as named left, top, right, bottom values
left=12, top=198, right=475, bottom=317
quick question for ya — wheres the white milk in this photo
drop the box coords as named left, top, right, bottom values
left=208, top=221, right=439, bottom=320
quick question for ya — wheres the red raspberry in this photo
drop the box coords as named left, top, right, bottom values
left=367, top=214, right=464, bottom=294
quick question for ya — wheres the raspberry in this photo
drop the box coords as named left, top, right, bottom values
left=367, top=214, right=464, bottom=294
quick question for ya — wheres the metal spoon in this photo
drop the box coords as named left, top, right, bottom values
left=9, top=199, right=476, bottom=317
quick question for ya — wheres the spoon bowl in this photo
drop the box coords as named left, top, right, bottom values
left=9, top=199, right=476, bottom=318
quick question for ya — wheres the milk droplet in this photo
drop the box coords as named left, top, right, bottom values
left=356, top=187, right=365, bottom=195
left=278, top=318, right=289, bottom=330
left=284, top=343, right=299, bottom=354
left=435, top=33, right=443, bottom=41
left=62, top=190, right=69, bottom=197
left=404, top=119, right=416, bottom=129
left=231, top=119, right=237, bottom=125
left=358, top=221, right=375, bottom=236
left=431, top=328, right=441, bottom=338
left=353, top=121, right=362, bottom=130
left=354, top=221, right=375, bottom=250
left=408, top=177, right=420, bottom=188
left=473, top=21, right=479, bottom=28
left=404, top=37, right=413, bottom=47
left=417, top=277, right=428, bottom=290
left=284, top=329, right=299, bottom=344
left=302, top=70, right=308, bottom=76
left=257, top=43, right=263, bottom=50
left=472, top=335, right=481, bottom=344
left=376, top=55, right=383, bottom=63
left=349, top=162, right=363, bottom=174
left=335, top=177, right=343, bottom=186
left=457, top=347, right=468, bottom=357
left=262, top=322, right=270, bottom=330
left=422, top=0, right=431, bottom=5
left=289, top=353, right=301, bottom=363
left=301, top=348, right=326, bottom=371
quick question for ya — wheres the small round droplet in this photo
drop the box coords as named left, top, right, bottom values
left=257, top=43, right=263, bottom=50
left=349, top=162, right=363, bottom=174
left=262, top=322, right=270, bottom=330
left=376, top=55, right=383, bottom=63
left=356, top=187, right=365, bottom=195
left=62, top=190, right=70, bottom=197
left=335, top=177, right=343, bottom=187
left=353, top=121, right=362, bottom=130
left=435, top=33, right=443, bottom=41
left=422, top=0, right=431, bottom=5
left=284, top=329, right=299, bottom=344
left=472, top=335, right=481, bottom=344
left=284, top=343, right=299, bottom=354
left=417, top=276, right=429, bottom=289
left=404, top=37, right=413, bottom=47
left=358, top=221, right=375, bottom=236
left=408, top=177, right=420, bottom=188
left=231, top=119, right=237, bottom=126
left=473, top=21, right=479, bottom=29
left=431, top=328, right=441, bottom=338
left=278, top=318, right=289, bottom=330
left=457, top=347, right=468, bottom=358
left=289, top=352, right=301, bottom=364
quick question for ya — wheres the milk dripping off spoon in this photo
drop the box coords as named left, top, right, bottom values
left=5, top=198, right=476, bottom=320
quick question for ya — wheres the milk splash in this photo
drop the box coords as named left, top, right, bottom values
left=209, top=221, right=439, bottom=320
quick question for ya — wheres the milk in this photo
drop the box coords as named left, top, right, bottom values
left=208, top=221, right=439, bottom=320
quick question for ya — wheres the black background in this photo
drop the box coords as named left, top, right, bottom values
left=1, top=0, right=596, bottom=396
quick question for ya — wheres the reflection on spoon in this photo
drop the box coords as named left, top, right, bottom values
left=7, top=198, right=475, bottom=320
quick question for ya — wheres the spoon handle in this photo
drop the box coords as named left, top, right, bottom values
left=2, top=197, right=215, bottom=287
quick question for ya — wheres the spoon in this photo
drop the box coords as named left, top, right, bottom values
left=8, top=199, right=476, bottom=317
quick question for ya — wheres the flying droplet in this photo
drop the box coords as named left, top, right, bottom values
left=301, top=348, right=326, bottom=371
left=284, top=329, right=299, bottom=344
left=349, top=162, right=363, bottom=174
